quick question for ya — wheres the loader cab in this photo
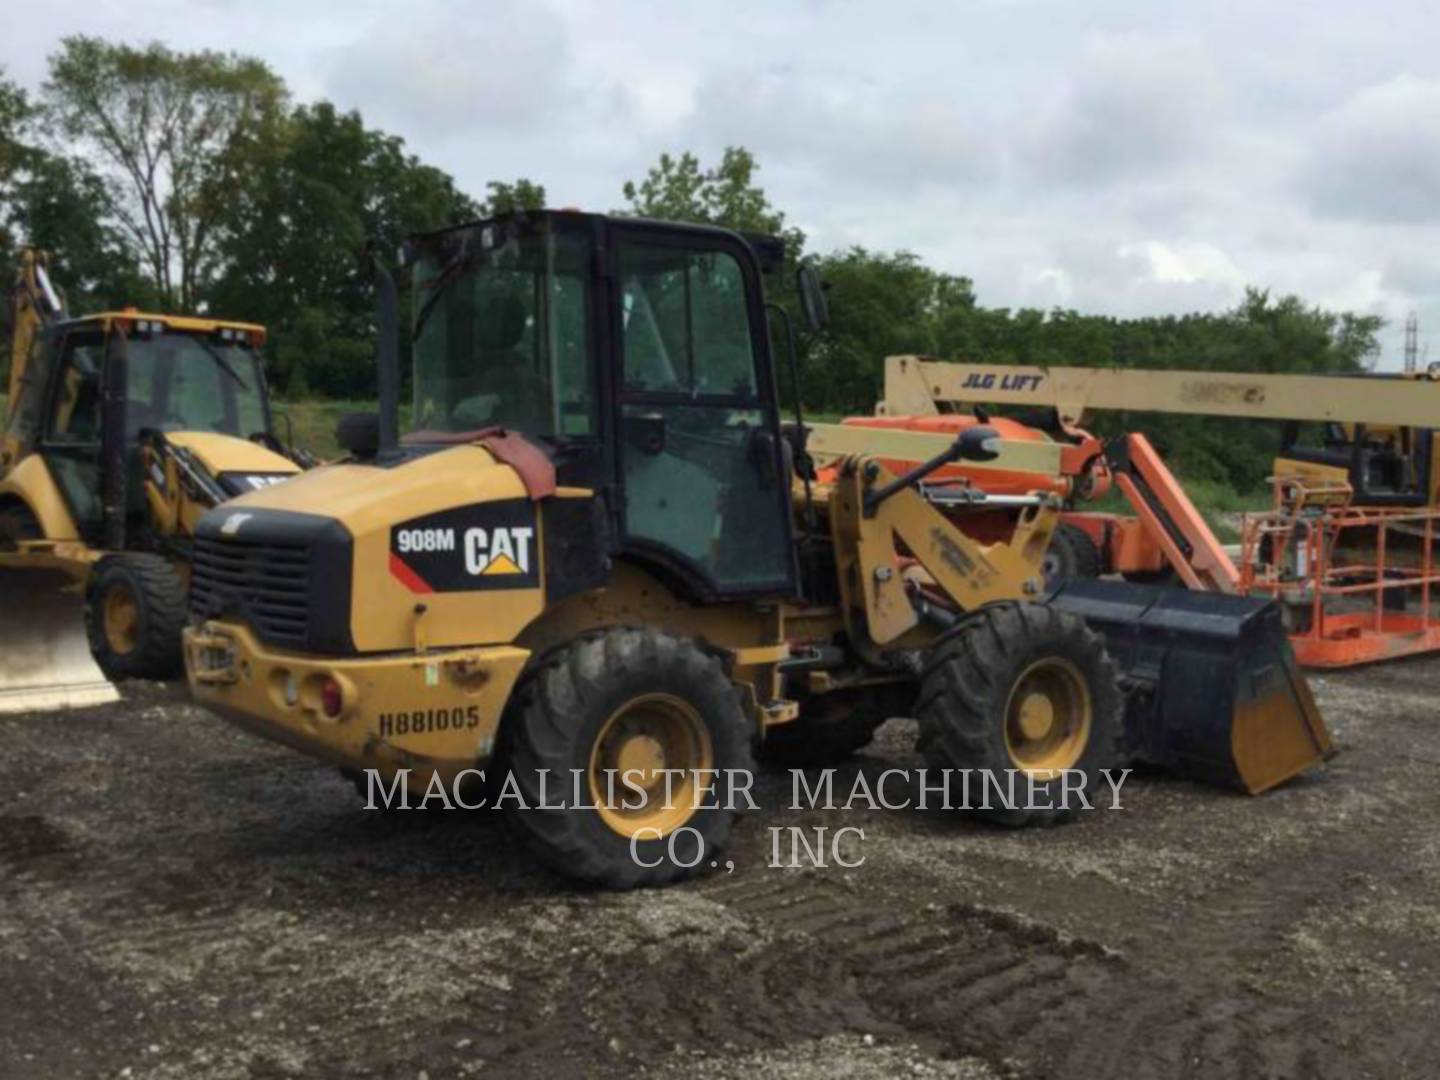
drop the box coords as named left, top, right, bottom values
left=403, top=211, right=799, bottom=602
left=17, top=315, right=272, bottom=541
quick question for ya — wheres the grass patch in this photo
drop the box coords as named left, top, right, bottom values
left=271, top=399, right=412, bottom=459
left=1086, top=475, right=1270, bottom=544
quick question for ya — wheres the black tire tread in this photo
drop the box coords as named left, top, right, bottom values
left=1045, top=522, right=1104, bottom=586
left=85, top=552, right=188, bottom=680
left=915, top=601, right=1124, bottom=827
left=504, top=627, right=755, bottom=889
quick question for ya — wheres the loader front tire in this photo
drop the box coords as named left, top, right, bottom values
left=85, top=554, right=187, bottom=680
left=916, top=602, right=1123, bottom=826
left=504, top=628, right=754, bottom=889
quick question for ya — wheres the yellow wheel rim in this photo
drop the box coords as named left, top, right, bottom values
left=587, top=693, right=713, bottom=839
left=103, top=585, right=140, bottom=656
left=1003, top=657, right=1092, bottom=779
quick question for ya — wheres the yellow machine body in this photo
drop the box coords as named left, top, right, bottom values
left=181, top=211, right=1332, bottom=888
left=1, top=249, right=300, bottom=708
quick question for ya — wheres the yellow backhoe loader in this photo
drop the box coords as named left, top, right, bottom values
left=0, top=249, right=308, bottom=711
left=182, top=211, right=1331, bottom=887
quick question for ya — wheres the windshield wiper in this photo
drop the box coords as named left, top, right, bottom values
left=195, top=338, right=250, bottom=390
left=411, top=253, right=469, bottom=342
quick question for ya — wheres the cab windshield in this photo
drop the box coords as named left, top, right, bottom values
left=38, top=329, right=270, bottom=445
left=124, top=333, right=269, bottom=436
left=410, top=225, right=593, bottom=438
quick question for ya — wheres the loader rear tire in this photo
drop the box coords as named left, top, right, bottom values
left=503, top=628, right=754, bottom=889
left=1042, top=522, right=1103, bottom=589
left=85, top=554, right=187, bottom=681
left=916, top=601, right=1123, bottom=826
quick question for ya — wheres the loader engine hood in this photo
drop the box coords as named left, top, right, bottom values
left=164, top=430, right=299, bottom=496
left=189, top=443, right=602, bottom=656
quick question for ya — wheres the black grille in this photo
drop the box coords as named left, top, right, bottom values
left=191, top=536, right=312, bottom=649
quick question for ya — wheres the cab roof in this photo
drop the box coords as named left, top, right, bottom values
left=406, top=208, right=787, bottom=275
left=59, top=311, right=267, bottom=341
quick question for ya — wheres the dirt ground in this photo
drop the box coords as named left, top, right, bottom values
left=2, top=658, right=1439, bottom=1080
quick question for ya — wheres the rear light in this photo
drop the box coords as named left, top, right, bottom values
left=320, top=676, right=343, bottom=718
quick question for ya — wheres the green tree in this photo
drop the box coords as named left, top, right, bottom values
left=622, top=147, right=804, bottom=257
left=0, top=70, right=28, bottom=260
left=1, top=67, right=151, bottom=385
left=482, top=178, right=545, bottom=215
left=207, top=101, right=480, bottom=395
left=43, top=36, right=287, bottom=308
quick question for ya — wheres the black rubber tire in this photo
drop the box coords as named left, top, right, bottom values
left=504, top=627, right=755, bottom=889
left=916, top=601, right=1124, bottom=827
left=85, top=553, right=187, bottom=680
left=1042, top=522, right=1103, bottom=589
left=0, top=503, right=41, bottom=550
left=761, top=685, right=913, bottom=766
left=1121, top=566, right=1178, bottom=586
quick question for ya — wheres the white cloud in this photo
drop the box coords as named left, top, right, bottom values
left=4, top=0, right=1440, bottom=364
left=324, top=0, right=581, bottom=141
left=1302, top=74, right=1440, bottom=223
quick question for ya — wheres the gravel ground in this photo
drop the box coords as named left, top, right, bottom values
left=2, top=658, right=1438, bottom=1079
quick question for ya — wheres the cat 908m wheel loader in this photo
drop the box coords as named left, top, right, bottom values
left=0, top=249, right=308, bottom=712
left=182, top=211, right=1332, bottom=887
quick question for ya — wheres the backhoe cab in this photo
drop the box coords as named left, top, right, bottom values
left=183, top=211, right=1330, bottom=888
left=0, top=249, right=305, bottom=709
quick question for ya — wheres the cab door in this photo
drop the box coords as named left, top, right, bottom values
left=611, top=228, right=797, bottom=600
left=38, top=328, right=108, bottom=539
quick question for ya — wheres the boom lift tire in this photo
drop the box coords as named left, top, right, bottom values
left=1042, top=522, right=1103, bottom=589
left=916, top=601, right=1124, bottom=826
left=85, top=554, right=187, bottom=680
left=503, top=627, right=754, bottom=889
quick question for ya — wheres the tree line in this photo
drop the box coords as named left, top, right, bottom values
left=1, top=38, right=1383, bottom=490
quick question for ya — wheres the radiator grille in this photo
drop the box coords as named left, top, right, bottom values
left=190, top=536, right=311, bottom=649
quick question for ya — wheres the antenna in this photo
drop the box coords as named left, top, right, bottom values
left=1405, top=311, right=1419, bottom=374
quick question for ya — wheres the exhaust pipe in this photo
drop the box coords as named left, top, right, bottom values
left=372, top=255, right=400, bottom=454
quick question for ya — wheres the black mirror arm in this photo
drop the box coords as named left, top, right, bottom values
left=862, top=426, right=1000, bottom=518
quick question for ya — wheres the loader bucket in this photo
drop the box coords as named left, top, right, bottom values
left=1048, top=579, right=1333, bottom=794
left=0, top=569, right=118, bottom=714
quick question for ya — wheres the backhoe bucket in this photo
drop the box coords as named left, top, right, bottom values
left=0, top=569, right=118, bottom=714
left=1048, top=579, right=1333, bottom=793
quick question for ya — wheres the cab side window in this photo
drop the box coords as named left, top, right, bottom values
left=620, top=247, right=758, bottom=399
left=47, top=339, right=104, bottom=443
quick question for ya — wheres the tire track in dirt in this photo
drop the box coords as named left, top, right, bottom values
left=693, top=856, right=1397, bottom=1079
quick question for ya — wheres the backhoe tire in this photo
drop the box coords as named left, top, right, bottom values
left=0, top=503, right=41, bottom=549
left=85, top=553, right=187, bottom=681
left=916, top=601, right=1124, bottom=827
left=503, top=628, right=754, bottom=889
left=761, top=685, right=913, bottom=767
left=1042, top=522, right=1103, bottom=589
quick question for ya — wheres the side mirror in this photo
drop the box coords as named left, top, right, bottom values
left=796, top=263, right=829, bottom=333
left=956, top=425, right=1001, bottom=462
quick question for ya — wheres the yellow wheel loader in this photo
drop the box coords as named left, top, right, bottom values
left=0, top=249, right=308, bottom=711
left=183, top=211, right=1332, bottom=888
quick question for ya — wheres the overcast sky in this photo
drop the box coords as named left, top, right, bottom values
left=5, top=0, right=1439, bottom=367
